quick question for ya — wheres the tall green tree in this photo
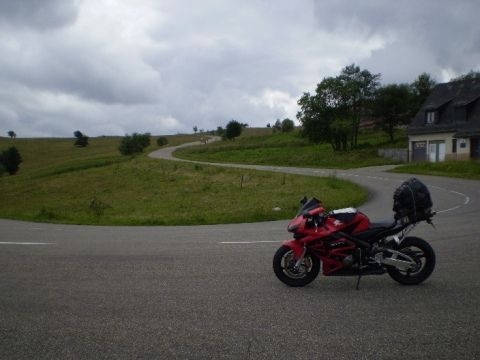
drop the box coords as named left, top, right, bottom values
left=7, top=131, right=16, bottom=139
left=374, top=84, right=412, bottom=142
left=337, top=64, right=381, bottom=147
left=297, top=64, right=380, bottom=150
left=410, top=72, right=436, bottom=116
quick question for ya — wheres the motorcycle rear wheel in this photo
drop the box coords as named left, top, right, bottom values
left=273, top=245, right=320, bottom=287
left=387, top=236, right=435, bottom=285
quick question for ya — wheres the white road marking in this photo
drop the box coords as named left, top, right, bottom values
left=449, top=190, right=471, bottom=205
left=220, top=241, right=280, bottom=244
left=436, top=206, right=461, bottom=214
left=0, top=242, right=55, bottom=245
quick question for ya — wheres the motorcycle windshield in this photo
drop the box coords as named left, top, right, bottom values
left=298, top=197, right=321, bottom=215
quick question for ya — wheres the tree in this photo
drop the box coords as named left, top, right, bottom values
left=225, top=120, right=242, bottom=140
left=0, top=146, right=22, bottom=175
left=297, top=64, right=380, bottom=150
left=337, top=64, right=381, bottom=147
left=374, top=84, right=412, bottom=142
left=119, top=133, right=151, bottom=155
left=329, top=118, right=351, bottom=151
left=73, top=130, right=89, bottom=147
left=156, top=136, right=168, bottom=146
left=266, top=123, right=271, bottom=128
left=273, top=119, right=282, bottom=131
left=410, top=73, right=436, bottom=115
left=281, top=118, right=294, bottom=132
left=452, top=70, right=480, bottom=82
left=216, top=126, right=225, bottom=136
left=241, top=123, right=249, bottom=128
left=193, top=126, right=198, bottom=134
left=7, top=131, right=16, bottom=139
left=297, top=90, right=334, bottom=145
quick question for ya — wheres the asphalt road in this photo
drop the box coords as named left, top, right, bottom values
left=1, top=142, right=479, bottom=359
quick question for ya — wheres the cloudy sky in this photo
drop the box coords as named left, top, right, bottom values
left=1, top=0, right=479, bottom=137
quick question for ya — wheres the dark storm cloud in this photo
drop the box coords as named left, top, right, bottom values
left=313, top=0, right=480, bottom=82
left=0, top=0, right=79, bottom=30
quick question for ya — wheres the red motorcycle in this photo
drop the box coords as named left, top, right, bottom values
left=273, top=178, right=436, bottom=288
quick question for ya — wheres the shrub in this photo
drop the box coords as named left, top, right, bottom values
left=281, top=118, right=295, bottom=132
left=225, top=120, right=242, bottom=140
left=0, top=146, right=22, bottom=175
left=273, top=119, right=282, bottom=132
left=73, top=130, right=89, bottom=147
left=119, top=133, right=151, bottom=155
left=157, top=136, right=168, bottom=146
left=216, top=126, right=225, bottom=136
left=89, top=197, right=110, bottom=217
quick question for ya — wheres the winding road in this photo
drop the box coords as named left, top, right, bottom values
left=1, top=141, right=479, bottom=359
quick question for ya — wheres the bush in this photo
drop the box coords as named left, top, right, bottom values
left=157, top=136, right=168, bottom=146
left=119, top=133, right=151, bottom=155
left=0, top=146, right=22, bottom=175
left=225, top=120, right=242, bottom=140
left=73, top=130, right=89, bottom=147
left=216, top=126, right=225, bottom=136
left=281, top=118, right=295, bottom=132
left=273, top=119, right=282, bottom=132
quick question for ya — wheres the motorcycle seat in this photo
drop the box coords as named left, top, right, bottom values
left=369, top=218, right=397, bottom=230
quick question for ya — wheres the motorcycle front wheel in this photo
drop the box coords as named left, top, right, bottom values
left=273, top=245, right=320, bottom=287
left=387, top=236, right=436, bottom=285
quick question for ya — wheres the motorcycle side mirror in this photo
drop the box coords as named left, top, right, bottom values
left=300, top=196, right=308, bottom=205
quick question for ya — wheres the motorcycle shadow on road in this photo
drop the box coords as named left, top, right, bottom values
left=270, top=275, right=439, bottom=296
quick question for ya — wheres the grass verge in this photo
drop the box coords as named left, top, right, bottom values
left=174, top=130, right=407, bottom=169
left=0, top=137, right=367, bottom=225
left=390, top=160, right=480, bottom=180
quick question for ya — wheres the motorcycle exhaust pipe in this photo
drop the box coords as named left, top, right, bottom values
left=375, top=250, right=416, bottom=271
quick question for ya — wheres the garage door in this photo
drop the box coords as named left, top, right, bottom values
left=412, top=141, right=427, bottom=161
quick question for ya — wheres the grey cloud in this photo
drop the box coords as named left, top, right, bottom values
left=0, top=0, right=79, bottom=30
left=313, top=0, right=480, bottom=80
left=1, top=0, right=480, bottom=137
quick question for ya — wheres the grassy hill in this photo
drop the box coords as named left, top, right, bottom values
left=391, top=160, right=480, bottom=180
left=175, top=129, right=408, bottom=169
left=0, top=135, right=367, bottom=225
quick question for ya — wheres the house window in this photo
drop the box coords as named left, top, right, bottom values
left=426, top=111, right=435, bottom=124
left=452, top=138, right=457, bottom=153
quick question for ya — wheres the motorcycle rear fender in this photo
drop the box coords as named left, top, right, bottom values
left=282, top=239, right=305, bottom=259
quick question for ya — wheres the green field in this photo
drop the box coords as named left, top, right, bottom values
left=0, top=136, right=367, bottom=225
left=175, top=129, right=408, bottom=169
left=391, top=160, right=480, bottom=180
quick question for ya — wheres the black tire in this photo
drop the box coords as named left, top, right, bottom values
left=387, top=236, right=435, bottom=285
left=273, top=245, right=320, bottom=287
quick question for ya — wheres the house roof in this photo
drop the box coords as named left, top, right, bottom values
left=408, top=78, right=480, bottom=136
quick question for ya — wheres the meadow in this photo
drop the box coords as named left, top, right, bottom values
left=174, top=129, right=408, bottom=169
left=390, top=160, right=480, bottom=180
left=0, top=135, right=367, bottom=225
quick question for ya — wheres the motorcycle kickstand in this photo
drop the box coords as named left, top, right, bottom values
left=355, top=249, right=362, bottom=290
